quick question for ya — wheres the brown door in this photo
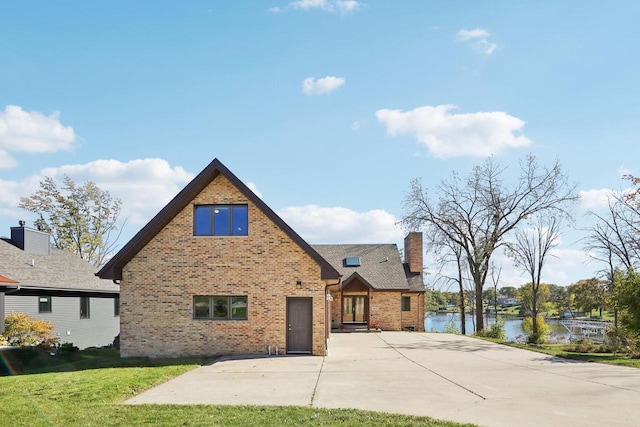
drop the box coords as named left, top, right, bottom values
left=287, top=297, right=312, bottom=354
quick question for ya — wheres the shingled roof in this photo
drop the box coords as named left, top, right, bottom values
left=312, top=243, right=424, bottom=292
left=97, top=158, right=340, bottom=281
left=0, top=237, right=119, bottom=297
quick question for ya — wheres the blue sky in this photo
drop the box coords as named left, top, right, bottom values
left=1, top=1, right=639, bottom=288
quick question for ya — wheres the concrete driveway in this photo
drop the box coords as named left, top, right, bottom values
left=128, top=332, right=640, bottom=427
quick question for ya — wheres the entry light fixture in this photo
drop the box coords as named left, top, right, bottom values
left=296, top=280, right=302, bottom=289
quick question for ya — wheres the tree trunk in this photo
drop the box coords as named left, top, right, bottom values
left=475, top=283, right=484, bottom=332
left=459, top=287, right=466, bottom=335
left=532, top=291, right=538, bottom=336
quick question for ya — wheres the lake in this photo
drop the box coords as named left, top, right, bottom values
left=424, top=312, right=571, bottom=342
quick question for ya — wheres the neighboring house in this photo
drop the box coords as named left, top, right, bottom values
left=313, top=232, right=425, bottom=332
left=0, top=224, right=120, bottom=349
left=97, top=158, right=426, bottom=358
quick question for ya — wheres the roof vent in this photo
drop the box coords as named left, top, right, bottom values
left=344, top=256, right=361, bottom=267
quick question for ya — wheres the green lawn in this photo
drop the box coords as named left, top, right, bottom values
left=479, top=340, right=640, bottom=369
left=0, top=348, right=472, bottom=426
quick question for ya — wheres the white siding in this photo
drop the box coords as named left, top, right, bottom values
left=4, top=295, right=119, bottom=349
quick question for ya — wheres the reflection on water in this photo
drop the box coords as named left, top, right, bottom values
left=424, top=312, right=570, bottom=342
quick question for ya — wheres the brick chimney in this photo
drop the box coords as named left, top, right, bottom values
left=404, top=232, right=423, bottom=275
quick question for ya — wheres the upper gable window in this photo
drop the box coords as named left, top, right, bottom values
left=194, top=205, right=248, bottom=236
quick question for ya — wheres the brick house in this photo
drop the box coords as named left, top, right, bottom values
left=98, top=159, right=424, bottom=358
left=313, top=233, right=425, bottom=332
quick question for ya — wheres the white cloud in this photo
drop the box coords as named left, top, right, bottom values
left=474, top=39, right=497, bottom=55
left=578, top=188, right=616, bottom=210
left=269, top=6, right=282, bottom=13
left=288, top=0, right=362, bottom=13
left=1, top=159, right=194, bottom=230
left=456, top=28, right=497, bottom=55
left=277, top=204, right=404, bottom=243
left=290, top=0, right=333, bottom=11
left=302, top=76, right=346, bottom=95
left=376, top=104, right=531, bottom=158
left=335, top=0, right=362, bottom=14
left=246, top=182, right=263, bottom=198
left=0, top=105, right=76, bottom=168
left=456, top=28, right=490, bottom=41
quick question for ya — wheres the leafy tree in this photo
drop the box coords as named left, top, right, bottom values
left=19, top=175, right=123, bottom=267
left=402, top=155, right=578, bottom=332
left=614, top=269, right=640, bottom=344
left=518, top=282, right=551, bottom=315
left=499, top=286, right=518, bottom=299
left=547, top=284, right=572, bottom=314
left=424, top=288, right=448, bottom=311
left=569, top=278, right=608, bottom=317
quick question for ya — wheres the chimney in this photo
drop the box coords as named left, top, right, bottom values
left=404, top=232, right=423, bottom=275
left=10, top=221, right=50, bottom=255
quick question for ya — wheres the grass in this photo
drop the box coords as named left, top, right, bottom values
left=474, top=338, right=640, bottom=369
left=0, top=348, right=472, bottom=426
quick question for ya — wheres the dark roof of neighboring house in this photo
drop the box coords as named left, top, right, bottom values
left=97, top=158, right=341, bottom=281
left=312, top=244, right=425, bottom=292
left=0, top=238, right=119, bottom=297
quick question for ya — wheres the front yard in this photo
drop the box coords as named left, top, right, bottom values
left=0, top=348, right=470, bottom=426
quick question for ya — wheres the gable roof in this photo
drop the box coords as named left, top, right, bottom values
left=97, top=158, right=340, bottom=281
left=0, top=237, right=119, bottom=296
left=312, top=243, right=424, bottom=292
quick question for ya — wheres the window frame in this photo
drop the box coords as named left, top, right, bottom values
left=114, top=297, right=120, bottom=317
left=401, top=296, right=411, bottom=312
left=193, top=295, right=248, bottom=320
left=80, top=296, right=91, bottom=319
left=193, top=204, right=248, bottom=237
left=38, top=296, right=52, bottom=313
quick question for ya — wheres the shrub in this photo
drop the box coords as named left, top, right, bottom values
left=522, top=315, right=549, bottom=344
left=443, top=323, right=461, bottom=334
left=58, top=342, right=79, bottom=352
left=4, top=312, right=58, bottom=347
left=476, top=320, right=506, bottom=340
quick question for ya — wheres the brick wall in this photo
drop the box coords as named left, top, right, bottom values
left=404, top=232, right=423, bottom=274
left=369, top=291, right=402, bottom=330
left=120, top=175, right=328, bottom=357
left=401, top=292, right=425, bottom=331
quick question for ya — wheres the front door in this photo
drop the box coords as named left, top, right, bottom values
left=286, top=297, right=312, bottom=353
left=343, top=296, right=367, bottom=324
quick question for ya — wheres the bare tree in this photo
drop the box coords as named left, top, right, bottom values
left=489, top=263, right=502, bottom=317
left=505, top=214, right=562, bottom=336
left=428, top=229, right=471, bottom=334
left=403, top=155, right=578, bottom=332
left=585, top=193, right=640, bottom=331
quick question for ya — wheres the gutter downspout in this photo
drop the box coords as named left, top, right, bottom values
left=324, top=278, right=341, bottom=354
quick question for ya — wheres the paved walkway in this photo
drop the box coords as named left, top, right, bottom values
left=128, top=332, right=640, bottom=427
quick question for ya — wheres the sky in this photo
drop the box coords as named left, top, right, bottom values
left=1, top=1, right=639, bottom=289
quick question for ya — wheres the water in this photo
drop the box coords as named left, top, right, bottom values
left=424, top=312, right=571, bottom=342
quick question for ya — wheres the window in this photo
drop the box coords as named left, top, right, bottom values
left=344, top=257, right=361, bottom=267
left=193, top=295, right=248, bottom=320
left=194, top=205, right=248, bottom=236
left=114, top=297, right=120, bottom=316
left=80, top=296, right=90, bottom=319
left=38, top=296, right=52, bottom=313
left=402, top=296, right=411, bottom=312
